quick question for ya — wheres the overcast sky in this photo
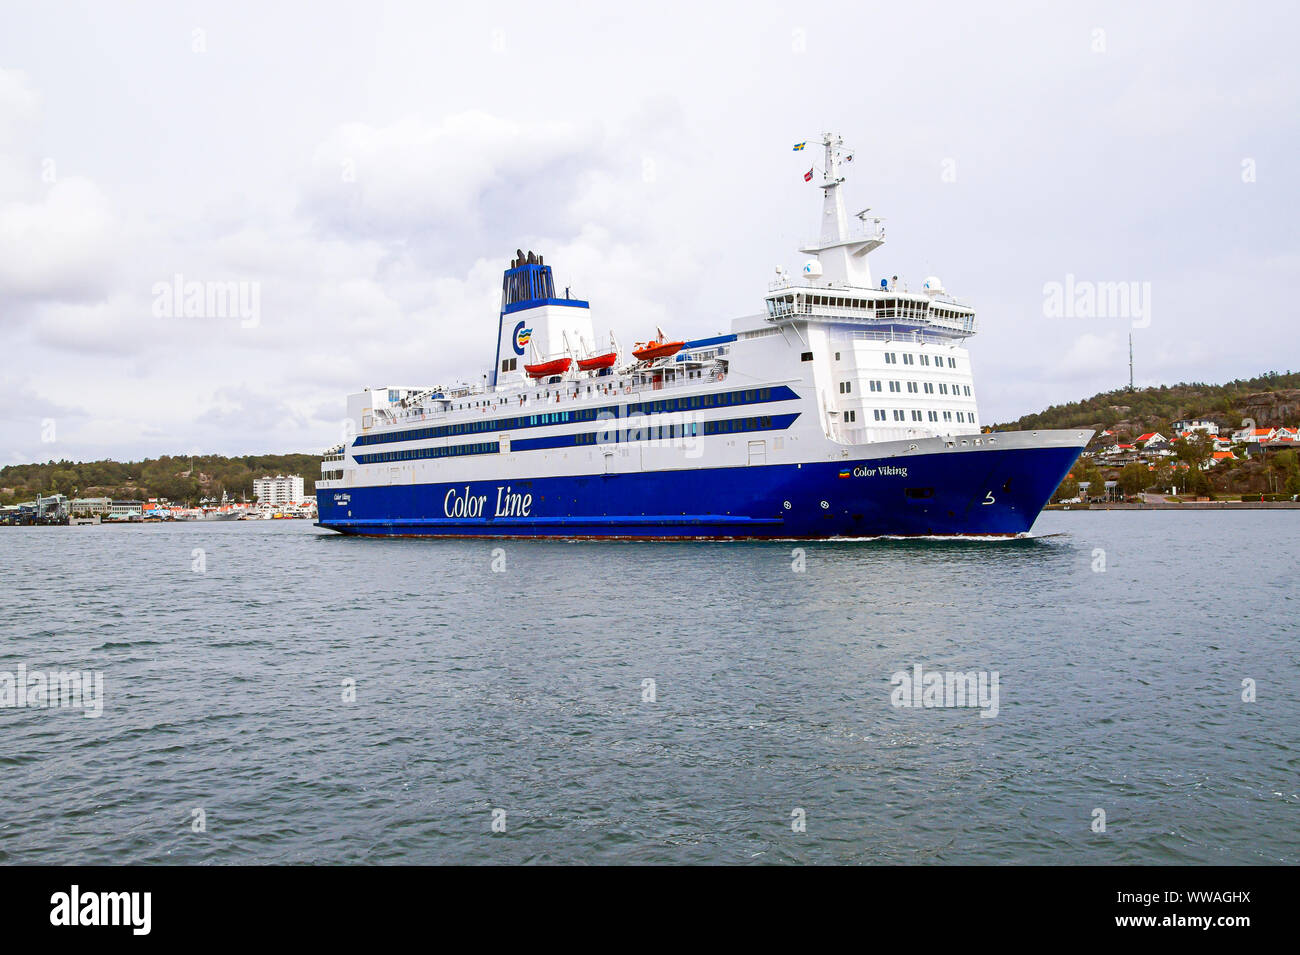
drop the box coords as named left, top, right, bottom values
left=2, top=0, right=1295, bottom=464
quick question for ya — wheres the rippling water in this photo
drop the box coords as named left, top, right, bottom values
left=1, top=512, right=1295, bottom=864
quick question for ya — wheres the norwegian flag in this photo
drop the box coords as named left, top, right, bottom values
left=803, top=168, right=813, bottom=182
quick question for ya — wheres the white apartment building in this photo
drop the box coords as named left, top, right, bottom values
left=253, top=474, right=305, bottom=505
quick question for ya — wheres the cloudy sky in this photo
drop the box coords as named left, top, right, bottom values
left=2, top=0, right=1295, bottom=463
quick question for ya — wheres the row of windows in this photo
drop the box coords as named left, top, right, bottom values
left=883, top=352, right=958, bottom=369
left=355, top=442, right=500, bottom=465
left=355, top=386, right=795, bottom=446
left=869, top=410, right=974, bottom=424
left=863, top=380, right=973, bottom=396
left=512, top=414, right=798, bottom=453
left=626, top=388, right=775, bottom=416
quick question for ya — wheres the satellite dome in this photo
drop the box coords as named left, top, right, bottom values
left=922, top=275, right=945, bottom=295
left=802, top=259, right=823, bottom=278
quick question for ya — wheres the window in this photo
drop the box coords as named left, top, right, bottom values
left=839, top=381, right=852, bottom=394
left=906, top=381, right=918, bottom=393
left=884, top=352, right=897, bottom=364
left=964, top=385, right=971, bottom=396
left=888, top=380, right=900, bottom=393
left=928, top=410, right=938, bottom=422
left=948, top=357, right=957, bottom=368
left=920, top=355, right=930, bottom=366
left=893, top=409, right=905, bottom=421
left=873, top=409, right=886, bottom=421
left=943, top=411, right=953, bottom=422
left=834, top=351, right=841, bottom=361
left=801, top=351, right=814, bottom=362
left=869, top=380, right=882, bottom=392
left=939, top=383, right=949, bottom=395
left=911, top=410, right=922, bottom=421
left=924, top=382, right=934, bottom=394
left=844, top=410, right=856, bottom=422
left=902, top=353, right=914, bottom=365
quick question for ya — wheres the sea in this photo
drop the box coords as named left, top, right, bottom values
left=1, top=511, right=1295, bottom=865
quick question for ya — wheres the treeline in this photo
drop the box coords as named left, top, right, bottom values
left=0, top=453, right=320, bottom=506
left=996, top=370, right=1300, bottom=433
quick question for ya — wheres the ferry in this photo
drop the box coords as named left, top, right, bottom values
left=317, top=134, right=1091, bottom=538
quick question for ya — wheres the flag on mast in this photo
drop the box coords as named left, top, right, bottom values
left=803, top=168, right=814, bottom=182
left=792, top=142, right=806, bottom=151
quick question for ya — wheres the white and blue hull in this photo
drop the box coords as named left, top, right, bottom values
left=317, top=430, right=1088, bottom=538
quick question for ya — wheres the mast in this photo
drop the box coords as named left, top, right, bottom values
left=819, top=133, right=850, bottom=247
left=799, top=132, right=882, bottom=289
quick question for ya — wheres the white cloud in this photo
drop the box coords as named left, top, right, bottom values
left=0, top=2, right=1296, bottom=462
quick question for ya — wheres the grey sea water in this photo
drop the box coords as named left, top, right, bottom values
left=0, top=511, right=1295, bottom=865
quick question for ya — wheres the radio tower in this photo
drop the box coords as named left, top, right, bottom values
left=1128, top=333, right=1134, bottom=391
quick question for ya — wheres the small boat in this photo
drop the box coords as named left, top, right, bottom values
left=632, top=338, right=684, bottom=362
left=524, top=357, right=573, bottom=378
left=576, top=351, right=618, bottom=371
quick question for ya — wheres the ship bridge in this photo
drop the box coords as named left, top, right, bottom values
left=775, top=133, right=977, bottom=340
left=763, top=285, right=977, bottom=339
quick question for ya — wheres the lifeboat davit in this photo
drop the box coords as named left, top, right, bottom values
left=576, top=351, right=618, bottom=371
left=632, top=339, right=684, bottom=362
left=524, top=357, right=573, bottom=378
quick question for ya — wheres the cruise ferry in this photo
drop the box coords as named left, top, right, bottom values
left=317, top=134, right=1091, bottom=538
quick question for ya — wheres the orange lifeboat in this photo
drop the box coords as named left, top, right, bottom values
left=524, top=357, right=573, bottom=378
left=632, top=336, right=684, bottom=362
left=577, top=351, right=618, bottom=371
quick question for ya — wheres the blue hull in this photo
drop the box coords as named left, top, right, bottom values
left=316, top=444, right=1082, bottom=538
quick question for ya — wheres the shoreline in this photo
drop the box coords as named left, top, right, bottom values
left=1049, top=501, right=1300, bottom=510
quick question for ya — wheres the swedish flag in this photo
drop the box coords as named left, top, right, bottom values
left=792, top=142, right=806, bottom=151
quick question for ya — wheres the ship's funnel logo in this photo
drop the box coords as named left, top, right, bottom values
left=512, top=322, right=532, bottom=355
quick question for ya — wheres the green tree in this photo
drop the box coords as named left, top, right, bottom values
left=1173, top=433, right=1213, bottom=469
left=1118, top=462, right=1149, bottom=497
